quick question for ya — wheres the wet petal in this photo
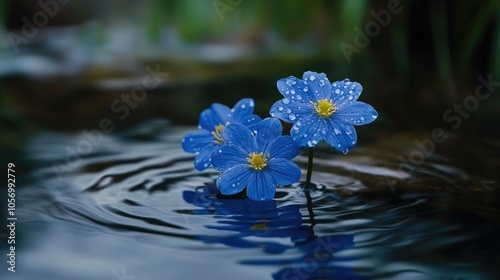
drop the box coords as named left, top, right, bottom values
left=182, top=130, right=213, bottom=153
left=211, top=144, right=248, bottom=172
left=230, top=98, right=256, bottom=123
left=199, top=107, right=226, bottom=131
left=267, top=136, right=300, bottom=160
left=193, top=142, right=219, bottom=170
left=253, top=118, right=282, bottom=152
left=240, top=114, right=262, bottom=128
left=324, top=118, right=358, bottom=154
left=335, top=102, right=378, bottom=125
left=210, top=103, right=232, bottom=124
left=331, top=79, right=363, bottom=110
left=216, top=164, right=251, bottom=195
left=222, top=124, right=257, bottom=153
left=302, top=71, right=332, bottom=101
left=246, top=171, right=276, bottom=200
left=267, top=158, right=301, bottom=185
left=276, top=76, right=311, bottom=103
left=290, top=114, right=326, bottom=147
left=270, top=100, right=312, bottom=123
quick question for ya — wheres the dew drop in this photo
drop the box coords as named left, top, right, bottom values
left=286, top=79, right=296, bottom=86
left=372, top=115, right=377, bottom=119
left=241, top=104, right=246, bottom=109
left=286, top=108, right=291, bottom=113
left=289, top=113, right=296, bottom=121
left=319, top=80, right=325, bottom=86
left=296, top=95, right=302, bottom=100
left=309, top=75, right=316, bottom=81
left=360, top=117, right=365, bottom=121
left=348, top=95, right=353, bottom=100
left=218, top=149, right=222, bottom=153
left=290, top=89, right=296, bottom=95
left=303, top=87, right=308, bottom=92
left=312, top=139, right=318, bottom=145
left=278, top=106, right=284, bottom=111
left=283, top=98, right=290, bottom=104
left=334, top=128, right=341, bottom=135
left=335, top=89, right=340, bottom=94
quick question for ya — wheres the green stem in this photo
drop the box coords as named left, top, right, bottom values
left=304, top=147, right=314, bottom=190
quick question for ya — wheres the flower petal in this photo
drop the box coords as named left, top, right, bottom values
left=323, top=118, right=358, bottom=154
left=335, top=102, right=378, bottom=126
left=216, top=164, right=251, bottom=195
left=240, top=114, right=262, bottom=128
left=267, top=158, right=301, bottom=185
left=230, top=98, right=256, bottom=122
left=182, top=130, right=213, bottom=153
left=302, top=71, right=332, bottom=101
left=290, top=114, right=326, bottom=147
left=267, top=136, right=300, bottom=160
left=222, top=123, right=257, bottom=153
left=211, top=144, right=248, bottom=172
left=211, top=103, right=232, bottom=123
left=276, top=76, right=311, bottom=103
left=246, top=171, right=276, bottom=200
left=331, top=79, right=363, bottom=110
left=193, top=142, right=219, bottom=170
left=198, top=107, right=226, bottom=131
left=270, top=99, right=312, bottom=123
left=252, top=118, right=282, bottom=152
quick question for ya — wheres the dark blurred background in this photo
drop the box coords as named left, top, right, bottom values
left=1, top=0, right=499, bottom=150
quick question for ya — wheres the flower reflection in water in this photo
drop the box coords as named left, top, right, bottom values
left=183, top=183, right=370, bottom=279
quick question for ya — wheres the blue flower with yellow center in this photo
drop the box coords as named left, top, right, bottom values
left=270, top=71, right=378, bottom=153
left=182, top=98, right=261, bottom=170
left=211, top=118, right=301, bottom=201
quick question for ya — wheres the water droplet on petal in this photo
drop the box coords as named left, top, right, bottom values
left=286, top=108, right=291, bottom=113
left=360, top=117, right=365, bottom=121
left=319, top=80, right=325, bottom=86
left=283, top=98, right=290, bottom=104
left=348, top=95, right=353, bottom=100
left=289, top=114, right=296, bottom=121
left=218, top=149, right=222, bottom=153
left=303, top=87, right=308, bottom=92
left=334, top=128, right=341, bottom=135
left=335, top=89, right=340, bottom=94
left=290, top=90, right=296, bottom=95
left=296, top=95, right=302, bottom=100
left=312, top=139, right=318, bottom=145
left=309, top=75, right=316, bottom=81
left=286, top=79, right=296, bottom=86
left=241, top=104, right=246, bottom=109
left=278, top=106, right=283, bottom=111
left=372, top=115, right=377, bottom=119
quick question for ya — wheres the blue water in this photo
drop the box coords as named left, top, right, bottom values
left=1, top=121, right=499, bottom=280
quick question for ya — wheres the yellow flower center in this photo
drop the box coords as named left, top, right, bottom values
left=211, top=124, right=225, bottom=144
left=247, top=152, right=268, bottom=170
left=311, top=99, right=337, bottom=118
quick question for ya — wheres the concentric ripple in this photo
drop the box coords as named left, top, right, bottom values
left=8, top=121, right=500, bottom=280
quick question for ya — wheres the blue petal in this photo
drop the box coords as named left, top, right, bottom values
left=211, top=103, right=232, bottom=123
left=199, top=107, right=226, bottom=131
left=230, top=98, right=256, bottom=123
left=267, top=158, right=301, bottom=185
left=267, top=136, right=300, bottom=160
left=211, top=144, right=248, bottom=172
left=290, top=114, right=326, bottom=147
left=331, top=79, right=363, bottom=110
left=240, top=114, right=262, bottom=128
left=276, top=76, right=311, bottom=103
left=216, top=164, right=251, bottom=195
left=246, top=171, right=276, bottom=200
left=269, top=99, right=312, bottom=123
left=194, top=142, right=219, bottom=170
left=301, top=71, right=332, bottom=101
left=182, top=130, right=213, bottom=153
left=323, top=118, right=357, bottom=154
left=221, top=123, right=257, bottom=153
left=335, top=102, right=378, bottom=125
left=253, top=118, right=282, bottom=152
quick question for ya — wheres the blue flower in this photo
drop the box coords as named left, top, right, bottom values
left=182, top=98, right=261, bottom=170
left=270, top=71, right=378, bottom=153
left=211, top=118, right=301, bottom=200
